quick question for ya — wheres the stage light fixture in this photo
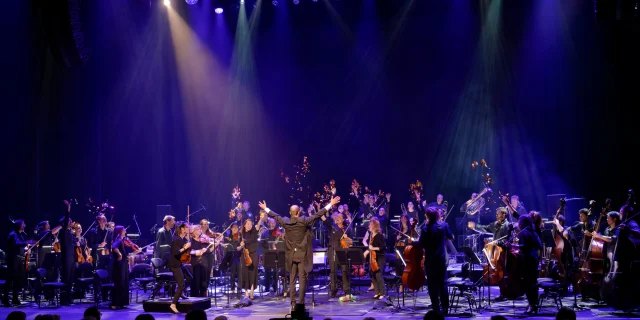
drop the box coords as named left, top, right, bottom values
left=185, top=0, right=198, bottom=4
left=164, top=0, right=170, bottom=6
left=215, top=7, right=224, bottom=13
left=272, top=0, right=278, bottom=6
left=293, top=0, right=299, bottom=4
left=312, top=0, right=318, bottom=2
left=240, top=0, right=245, bottom=4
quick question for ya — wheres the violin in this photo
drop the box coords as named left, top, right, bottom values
left=123, top=237, right=141, bottom=252
left=75, top=237, right=85, bottom=263
left=369, top=231, right=379, bottom=273
left=53, top=233, right=61, bottom=253
left=180, top=207, right=192, bottom=264
left=242, top=233, right=252, bottom=267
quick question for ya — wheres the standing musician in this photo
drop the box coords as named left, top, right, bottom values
left=35, top=221, right=61, bottom=269
left=364, top=217, right=386, bottom=300
left=506, top=195, right=527, bottom=219
left=231, top=187, right=253, bottom=223
left=238, top=214, right=265, bottom=300
left=263, top=218, right=283, bottom=294
left=155, top=215, right=176, bottom=264
left=418, top=207, right=454, bottom=314
left=110, top=225, right=132, bottom=310
left=514, top=215, right=543, bottom=314
left=189, top=225, right=215, bottom=297
left=87, top=214, right=113, bottom=271
left=72, top=222, right=92, bottom=267
left=225, top=223, right=242, bottom=295
left=258, top=196, right=339, bottom=311
left=199, top=219, right=216, bottom=292
left=564, top=208, right=594, bottom=253
left=2, top=220, right=32, bottom=307
left=168, top=222, right=191, bottom=314
left=59, top=200, right=75, bottom=306
left=321, top=211, right=353, bottom=301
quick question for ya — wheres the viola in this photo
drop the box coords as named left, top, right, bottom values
left=242, top=233, right=252, bottom=267
left=402, top=220, right=425, bottom=291
left=75, top=240, right=85, bottom=263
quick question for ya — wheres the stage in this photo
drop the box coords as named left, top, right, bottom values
left=1, top=285, right=639, bottom=320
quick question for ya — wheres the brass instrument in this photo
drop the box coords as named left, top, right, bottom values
left=465, top=184, right=492, bottom=216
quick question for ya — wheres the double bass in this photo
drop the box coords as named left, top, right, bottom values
left=401, top=220, right=425, bottom=291
left=601, top=190, right=639, bottom=309
left=550, top=198, right=571, bottom=283
left=498, top=225, right=526, bottom=299
left=578, top=198, right=612, bottom=299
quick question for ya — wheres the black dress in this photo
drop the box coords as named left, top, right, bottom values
left=111, top=237, right=130, bottom=308
left=190, top=240, right=209, bottom=297
left=240, top=228, right=259, bottom=290
left=370, top=232, right=386, bottom=296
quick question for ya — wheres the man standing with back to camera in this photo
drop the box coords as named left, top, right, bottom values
left=259, top=196, right=341, bottom=311
left=419, top=207, right=454, bottom=314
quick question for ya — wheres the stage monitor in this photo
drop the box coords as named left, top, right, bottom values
left=312, top=251, right=326, bottom=265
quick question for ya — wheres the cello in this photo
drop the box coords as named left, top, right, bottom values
left=498, top=225, right=526, bottom=299
left=550, top=198, right=571, bottom=283
left=578, top=198, right=612, bottom=299
left=401, top=219, right=425, bottom=291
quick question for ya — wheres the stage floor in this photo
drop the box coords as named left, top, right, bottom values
left=1, top=286, right=639, bottom=320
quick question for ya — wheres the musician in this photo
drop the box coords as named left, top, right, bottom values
left=59, top=200, right=75, bottom=306
left=507, top=195, right=527, bottom=219
left=588, top=211, right=621, bottom=243
left=168, top=222, right=191, bottom=314
left=529, top=211, right=544, bottom=237
left=406, top=201, right=421, bottom=225
left=35, top=221, right=61, bottom=269
left=263, top=218, right=283, bottom=293
left=321, top=212, right=353, bottom=300
left=225, top=223, right=241, bottom=295
left=364, top=217, right=386, bottom=300
left=110, top=226, right=130, bottom=310
left=469, top=207, right=512, bottom=246
left=87, top=214, right=113, bottom=271
left=427, top=194, right=446, bottom=212
left=619, top=205, right=640, bottom=236
left=155, top=215, right=175, bottom=263
left=2, top=220, right=30, bottom=306
left=199, top=219, right=216, bottom=293
left=258, top=197, right=339, bottom=310
left=72, top=223, right=88, bottom=265
left=515, top=215, right=543, bottom=314
left=396, top=214, right=411, bottom=246
left=189, top=225, right=214, bottom=297
left=564, top=209, right=593, bottom=251
left=239, top=214, right=264, bottom=300
left=231, top=190, right=253, bottom=223
left=418, top=207, right=454, bottom=314
left=460, top=192, right=481, bottom=226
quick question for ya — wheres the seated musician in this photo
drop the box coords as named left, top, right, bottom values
left=321, top=211, right=353, bottom=301
left=468, top=207, right=511, bottom=301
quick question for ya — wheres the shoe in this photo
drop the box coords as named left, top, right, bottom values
left=291, top=301, right=296, bottom=311
left=169, top=304, right=179, bottom=314
left=525, top=305, right=538, bottom=314
left=372, top=294, right=380, bottom=299
left=377, top=295, right=384, bottom=300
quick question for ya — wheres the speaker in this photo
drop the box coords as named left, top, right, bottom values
left=156, top=205, right=172, bottom=229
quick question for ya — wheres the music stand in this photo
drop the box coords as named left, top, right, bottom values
left=268, top=241, right=285, bottom=250
left=470, top=245, right=500, bottom=311
left=264, top=250, right=285, bottom=298
left=335, top=248, right=364, bottom=295
left=219, top=250, right=240, bottom=307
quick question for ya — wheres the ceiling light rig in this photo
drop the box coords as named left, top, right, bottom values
left=185, top=0, right=198, bottom=4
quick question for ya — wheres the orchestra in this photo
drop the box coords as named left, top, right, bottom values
left=3, top=184, right=640, bottom=316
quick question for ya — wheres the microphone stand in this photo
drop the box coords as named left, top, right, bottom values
left=133, top=214, right=142, bottom=237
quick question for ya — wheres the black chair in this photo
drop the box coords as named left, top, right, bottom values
left=537, top=279, right=563, bottom=311
left=447, top=277, right=478, bottom=315
left=150, top=258, right=175, bottom=299
left=131, top=263, right=154, bottom=302
left=93, top=269, right=114, bottom=306
left=74, top=262, right=95, bottom=302
left=36, top=268, right=65, bottom=308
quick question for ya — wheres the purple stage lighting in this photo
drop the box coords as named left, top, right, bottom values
left=272, top=0, right=278, bottom=6
left=293, top=0, right=299, bottom=4
left=185, top=0, right=198, bottom=5
left=215, top=7, right=224, bottom=14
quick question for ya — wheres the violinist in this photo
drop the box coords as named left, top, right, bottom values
left=513, top=215, right=543, bottom=314
left=87, top=214, right=113, bottom=271
left=168, top=222, right=191, bottom=314
left=36, top=221, right=61, bottom=269
left=110, top=225, right=134, bottom=310
left=364, top=217, right=386, bottom=300
left=239, top=214, right=264, bottom=300
left=264, top=218, right=283, bottom=294
left=189, top=225, right=215, bottom=297
left=427, top=194, right=446, bottom=212
left=225, top=223, right=241, bottom=295
left=199, top=219, right=215, bottom=291
left=322, top=211, right=353, bottom=301
left=72, top=223, right=88, bottom=265
left=419, top=207, right=454, bottom=314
